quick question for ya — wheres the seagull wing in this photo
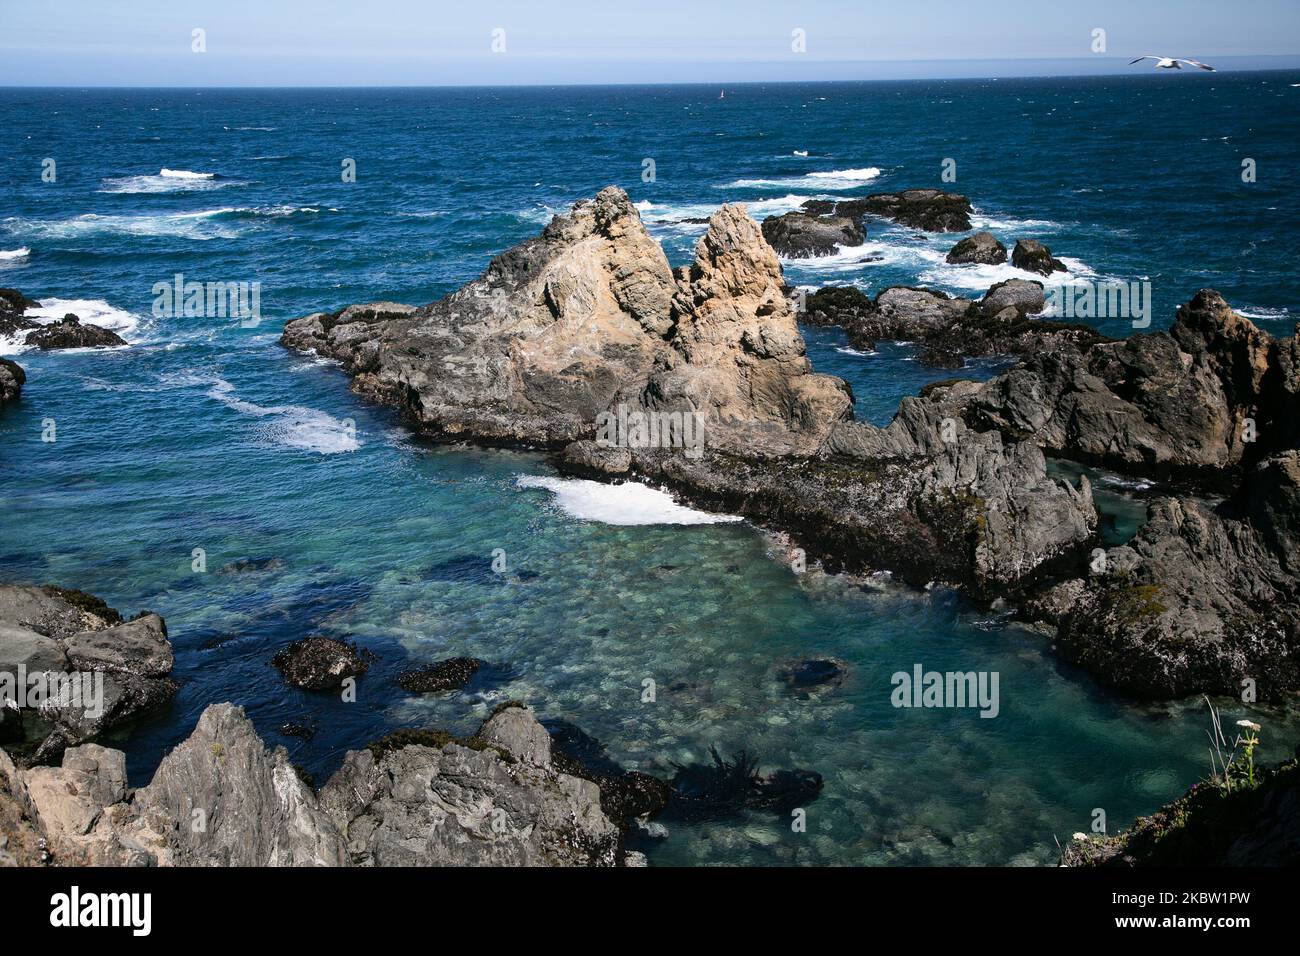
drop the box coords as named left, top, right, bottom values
left=1129, top=55, right=1160, bottom=64
left=1180, top=59, right=1216, bottom=71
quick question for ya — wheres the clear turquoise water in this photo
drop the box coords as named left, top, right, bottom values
left=1, top=78, right=1298, bottom=865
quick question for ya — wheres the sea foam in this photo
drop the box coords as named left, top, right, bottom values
left=516, top=475, right=742, bottom=526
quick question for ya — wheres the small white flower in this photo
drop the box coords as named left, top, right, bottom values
left=1072, top=832, right=1089, bottom=841
left=1237, top=719, right=1261, bottom=732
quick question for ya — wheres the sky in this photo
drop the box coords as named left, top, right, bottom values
left=2, top=0, right=1298, bottom=86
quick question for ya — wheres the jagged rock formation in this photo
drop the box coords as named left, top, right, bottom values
left=0, top=585, right=177, bottom=761
left=0, top=701, right=634, bottom=867
left=760, top=211, right=863, bottom=257
left=969, top=291, right=1300, bottom=485
left=283, top=186, right=851, bottom=459
left=1043, top=451, right=1300, bottom=698
left=283, top=188, right=1297, bottom=699
left=946, top=231, right=1007, bottom=265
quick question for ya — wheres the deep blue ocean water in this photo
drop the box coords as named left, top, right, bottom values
left=1, top=76, right=1298, bottom=865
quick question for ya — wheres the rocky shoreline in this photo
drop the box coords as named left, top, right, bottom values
left=279, top=186, right=1299, bottom=702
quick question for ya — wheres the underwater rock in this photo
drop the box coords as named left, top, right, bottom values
left=217, top=556, right=285, bottom=575
left=272, top=636, right=372, bottom=690
left=544, top=719, right=671, bottom=824
left=395, top=656, right=484, bottom=694
left=778, top=657, right=848, bottom=695
left=662, top=746, right=823, bottom=822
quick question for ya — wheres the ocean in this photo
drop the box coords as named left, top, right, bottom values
left=2, top=75, right=1298, bottom=865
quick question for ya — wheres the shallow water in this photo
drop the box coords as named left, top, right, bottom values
left=2, top=77, right=1298, bottom=865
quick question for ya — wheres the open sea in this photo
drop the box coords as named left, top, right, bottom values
left=2, top=75, right=1298, bottom=865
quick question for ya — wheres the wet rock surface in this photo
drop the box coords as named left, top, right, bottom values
left=272, top=636, right=373, bottom=690
left=858, top=189, right=973, bottom=232
left=946, top=231, right=1007, bottom=264
left=761, top=210, right=864, bottom=258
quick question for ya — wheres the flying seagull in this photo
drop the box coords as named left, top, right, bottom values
left=1129, top=55, right=1215, bottom=71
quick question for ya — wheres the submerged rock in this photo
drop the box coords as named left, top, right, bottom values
left=663, top=747, right=823, bottom=822
left=396, top=656, right=484, bottom=694
left=761, top=211, right=863, bottom=258
left=778, top=658, right=848, bottom=695
left=272, top=636, right=372, bottom=690
left=946, top=231, right=1007, bottom=265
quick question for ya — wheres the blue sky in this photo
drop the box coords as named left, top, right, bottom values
left=2, top=0, right=1298, bottom=86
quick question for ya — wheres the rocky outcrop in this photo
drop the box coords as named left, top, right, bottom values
left=969, top=291, right=1299, bottom=485
left=858, top=189, right=973, bottom=232
left=283, top=189, right=1297, bottom=701
left=802, top=282, right=1105, bottom=368
left=0, top=585, right=177, bottom=761
left=946, top=231, right=1007, bottom=265
left=1, top=701, right=636, bottom=867
left=1064, top=756, right=1300, bottom=866
left=760, top=211, right=863, bottom=258
left=25, top=314, right=126, bottom=350
left=0, top=292, right=127, bottom=351
left=0, top=358, right=23, bottom=404
left=272, top=636, right=372, bottom=690
left=1011, top=239, right=1066, bottom=276
left=282, top=186, right=852, bottom=459
left=321, top=703, right=627, bottom=866
left=1043, top=451, right=1300, bottom=699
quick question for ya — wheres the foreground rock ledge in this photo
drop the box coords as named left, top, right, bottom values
left=282, top=188, right=1298, bottom=700
left=0, top=701, right=632, bottom=867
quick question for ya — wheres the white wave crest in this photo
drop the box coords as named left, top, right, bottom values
left=516, top=475, right=742, bottom=526
left=183, top=375, right=361, bottom=454
left=0, top=247, right=29, bottom=262
left=159, top=168, right=216, bottom=179
left=721, top=167, right=882, bottom=190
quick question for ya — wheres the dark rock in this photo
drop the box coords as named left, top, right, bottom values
left=544, top=719, right=672, bottom=824
left=0, top=701, right=21, bottom=744
left=778, top=657, right=848, bottom=695
left=0, top=288, right=40, bottom=318
left=395, top=656, right=484, bottom=693
left=1011, top=239, right=1067, bottom=276
left=279, top=720, right=317, bottom=740
left=0, top=358, right=24, bottom=404
left=1063, top=756, right=1300, bottom=866
left=421, top=553, right=503, bottom=584
left=761, top=211, right=864, bottom=258
left=272, top=636, right=373, bottom=690
left=859, top=189, right=973, bottom=232
left=662, top=746, right=823, bottom=821
left=946, top=231, right=1007, bottom=265
left=24, top=314, right=127, bottom=351
left=801, top=286, right=875, bottom=335
left=217, top=556, right=285, bottom=575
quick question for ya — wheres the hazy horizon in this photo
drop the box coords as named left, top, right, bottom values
left=3, top=0, right=1298, bottom=87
